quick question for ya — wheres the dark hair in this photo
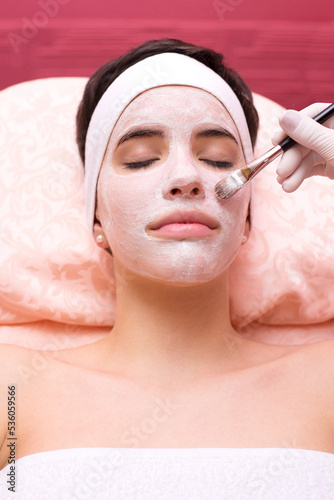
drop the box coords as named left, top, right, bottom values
left=76, top=38, right=259, bottom=164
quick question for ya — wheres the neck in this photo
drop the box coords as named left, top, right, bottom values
left=101, top=259, right=247, bottom=390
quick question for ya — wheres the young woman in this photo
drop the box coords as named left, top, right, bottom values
left=0, top=39, right=333, bottom=499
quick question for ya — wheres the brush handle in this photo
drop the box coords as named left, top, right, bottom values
left=279, top=103, right=334, bottom=152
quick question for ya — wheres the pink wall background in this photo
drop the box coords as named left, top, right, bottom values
left=1, top=0, right=334, bottom=109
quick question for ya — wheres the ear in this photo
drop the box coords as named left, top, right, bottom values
left=243, top=216, right=251, bottom=241
left=95, top=204, right=100, bottom=222
left=247, top=195, right=252, bottom=230
left=242, top=201, right=251, bottom=243
left=93, top=222, right=109, bottom=249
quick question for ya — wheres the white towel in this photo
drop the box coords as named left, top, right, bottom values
left=1, top=447, right=333, bottom=499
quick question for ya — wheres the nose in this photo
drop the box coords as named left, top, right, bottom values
left=162, top=152, right=205, bottom=201
left=164, top=179, right=204, bottom=200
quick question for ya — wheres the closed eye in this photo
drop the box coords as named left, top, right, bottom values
left=123, top=159, right=235, bottom=170
left=123, top=159, right=158, bottom=169
left=201, top=160, right=234, bottom=169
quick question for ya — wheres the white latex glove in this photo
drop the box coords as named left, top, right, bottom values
left=272, top=103, right=334, bottom=192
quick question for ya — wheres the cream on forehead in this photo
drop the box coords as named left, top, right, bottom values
left=111, top=86, right=240, bottom=145
left=84, top=52, right=253, bottom=233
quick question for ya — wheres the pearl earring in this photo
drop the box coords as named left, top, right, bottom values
left=242, top=235, right=247, bottom=244
left=96, top=234, right=105, bottom=244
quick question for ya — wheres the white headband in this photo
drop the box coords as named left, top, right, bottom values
left=84, top=52, right=253, bottom=232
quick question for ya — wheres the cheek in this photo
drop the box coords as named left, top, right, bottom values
left=97, top=168, right=159, bottom=237
left=96, top=166, right=250, bottom=282
left=218, top=187, right=250, bottom=246
left=98, top=165, right=250, bottom=233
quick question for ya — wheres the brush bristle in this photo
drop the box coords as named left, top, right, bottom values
left=215, top=171, right=247, bottom=199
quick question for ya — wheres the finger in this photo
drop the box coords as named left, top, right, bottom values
left=304, top=163, right=327, bottom=179
left=279, top=111, right=334, bottom=173
left=326, top=163, right=334, bottom=180
left=282, top=162, right=329, bottom=191
left=279, top=151, right=322, bottom=192
left=283, top=108, right=333, bottom=143
left=275, top=143, right=308, bottom=177
left=281, top=159, right=315, bottom=192
left=278, top=162, right=327, bottom=188
left=289, top=102, right=332, bottom=119
left=271, top=103, right=332, bottom=146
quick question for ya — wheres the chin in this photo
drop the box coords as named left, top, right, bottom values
left=135, top=265, right=229, bottom=286
left=114, top=248, right=238, bottom=287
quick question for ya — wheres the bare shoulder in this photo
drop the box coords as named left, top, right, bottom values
left=0, top=343, right=40, bottom=379
left=0, top=342, right=60, bottom=398
left=291, top=339, right=334, bottom=370
left=0, top=343, right=38, bottom=402
left=265, top=339, right=334, bottom=399
left=0, top=344, right=45, bottom=463
left=310, top=338, right=334, bottom=365
left=299, top=338, right=334, bottom=365
left=278, top=338, right=334, bottom=362
left=297, top=339, right=334, bottom=408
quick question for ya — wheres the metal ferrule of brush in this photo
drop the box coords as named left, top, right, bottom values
left=240, top=145, right=283, bottom=181
left=215, top=103, right=334, bottom=200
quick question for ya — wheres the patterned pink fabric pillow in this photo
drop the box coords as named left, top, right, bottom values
left=0, top=78, right=333, bottom=348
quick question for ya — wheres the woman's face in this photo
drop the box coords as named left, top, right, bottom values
left=96, top=85, right=250, bottom=284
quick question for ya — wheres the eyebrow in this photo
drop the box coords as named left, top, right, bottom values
left=116, top=128, right=165, bottom=148
left=115, top=126, right=238, bottom=148
left=196, top=128, right=238, bottom=144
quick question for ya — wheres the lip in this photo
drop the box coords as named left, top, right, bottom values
left=148, top=209, right=220, bottom=238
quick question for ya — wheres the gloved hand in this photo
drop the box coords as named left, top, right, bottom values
left=272, top=103, right=334, bottom=192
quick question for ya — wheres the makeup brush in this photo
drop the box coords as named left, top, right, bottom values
left=215, top=103, right=334, bottom=200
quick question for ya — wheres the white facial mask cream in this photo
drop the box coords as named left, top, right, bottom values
left=84, top=52, right=254, bottom=233
left=96, top=86, right=250, bottom=284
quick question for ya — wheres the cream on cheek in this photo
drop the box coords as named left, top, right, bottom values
left=96, top=88, right=250, bottom=283
left=98, top=161, right=249, bottom=283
